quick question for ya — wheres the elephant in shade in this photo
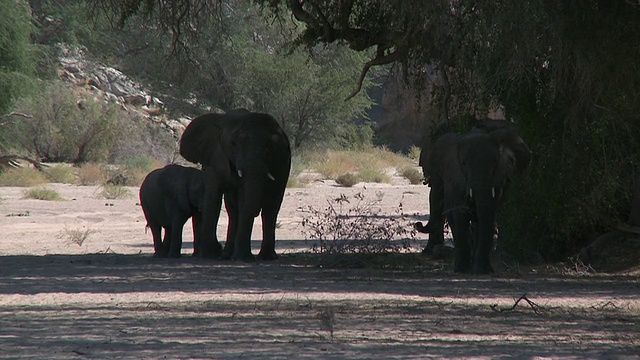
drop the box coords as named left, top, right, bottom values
left=139, top=164, right=205, bottom=258
left=415, top=127, right=531, bottom=274
left=179, top=109, right=291, bottom=261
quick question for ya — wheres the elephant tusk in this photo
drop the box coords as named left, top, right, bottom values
left=468, top=188, right=473, bottom=198
left=237, top=170, right=243, bottom=178
left=267, top=173, right=275, bottom=181
left=491, top=187, right=495, bottom=198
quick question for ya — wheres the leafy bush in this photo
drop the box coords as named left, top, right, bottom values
left=8, top=83, right=123, bottom=163
left=335, top=173, right=358, bottom=187
left=23, top=187, right=62, bottom=201
left=300, top=192, right=416, bottom=255
left=0, top=168, right=48, bottom=187
left=45, top=164, right=77, bottom=184
left=120, top=155, right=164, bottom=186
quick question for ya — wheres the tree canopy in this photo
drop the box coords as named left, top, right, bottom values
left=87, top=0, right=640, bottom=261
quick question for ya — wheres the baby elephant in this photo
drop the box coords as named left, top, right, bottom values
left=139, top=164, right=205, bottom=258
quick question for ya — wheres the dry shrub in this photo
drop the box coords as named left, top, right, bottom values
left=77, top=163, right=107, bottom=185
left=22, top=187, right=62, bottom=201
left=357, top=166, right=391, bottom=184
left=45, top=164, right=77, bottom=184
left=307, top=147, right=413, bottom=184
left=300, top=192, right=416, bottom=255
left=101, top=183, right=131, bottom=199
left=401, top=166, right=423, bottom=185
left=0, top=168, right=48, bottom=187
left=407, top=145, right=422, bottom=161
left=335, top=173, right=358, bottom=187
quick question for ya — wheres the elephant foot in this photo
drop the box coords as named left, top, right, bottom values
left=152, top=252, right=168, bottom=258
left=414, top=221, right=429, bottom=234
left=198, top=241, right=223, bottom=259
left=453, top=259, right=472, bottom=273
left=167, top=252, right=182, bottom=259
left=257, top=250, right=278, bottom=261
left=232, top=249, right=256, bottom=262
left=472, top=262, right=494, bottom=275
left=421, top=239, right=445, bottom=255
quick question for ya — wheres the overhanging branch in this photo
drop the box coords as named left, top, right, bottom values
left=345, top=48, right=401, bottom=101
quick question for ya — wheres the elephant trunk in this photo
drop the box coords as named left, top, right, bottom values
left=469, top=184, right=498, bottom=274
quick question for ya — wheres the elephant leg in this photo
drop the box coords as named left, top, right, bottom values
left=450, top=210, right=473, bottom=273
left=199, top=177, right=223, bottom=258
left=222, top=194, right=239, bottom=260
left=422, top=176, right=445, bottom=254
left=232, top=214, right=256, bottom=261
left=231, top=193, right=256, bottom=262
left=150, top=224, right=168, bottom=258
left=472, top=216, right=495, bottom=275
left=167, top=216, right=188, bottom=258
left=257, top=198, right=281, bottom=261
left=191, top=213, right=203, bottom=257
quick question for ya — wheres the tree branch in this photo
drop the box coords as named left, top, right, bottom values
left=345, top=48, right=401, bottom=101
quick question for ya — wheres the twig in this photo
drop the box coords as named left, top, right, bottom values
left=490, top=293, right=543, bottom=314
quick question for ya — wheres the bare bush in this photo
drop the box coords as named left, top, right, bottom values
left=300, top=192, right=416, bottom=255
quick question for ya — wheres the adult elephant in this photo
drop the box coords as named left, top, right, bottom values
left=139, top=164, right=205, bottom=258
left=414, top=127, right=531, bottom=274
left=179, top=109, right=291, bottom=261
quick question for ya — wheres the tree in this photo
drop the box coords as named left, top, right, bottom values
left=93, top=0, right=640, bottom=261
left=0, top=0, right=37, bottom=114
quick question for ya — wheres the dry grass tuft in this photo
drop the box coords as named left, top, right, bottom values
left=77, top=163, right=107, bottom=185
left=0, top=168, right=49, bottom=187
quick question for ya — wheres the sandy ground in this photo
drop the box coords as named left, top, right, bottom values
left=0, top=179, right=639, bottom=359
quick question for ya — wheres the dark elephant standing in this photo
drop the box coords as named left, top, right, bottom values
left=179, top=109, right=291, bottom=261
left=415, top=128, right=531, bottom=274
left=139, top=164, right=205, bottom=258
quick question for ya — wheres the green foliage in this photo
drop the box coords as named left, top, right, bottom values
left=225, top=9, right=375, bottom=149
left=23, top=187, right=62, bottom=201
left=8, top=82, right=123, bottom=164
left=0, top=0, right=37, bottom=115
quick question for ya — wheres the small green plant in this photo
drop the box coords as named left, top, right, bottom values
left=357, top=167, right=391, bottom=184
left=0, top=168, right=48, bottom=187
left=121, top=155, right=164, bottom=186
left=59, top=226, right=97, bottom=247
left=335, top=173, right=358, bottom=187
left=407, top=145, right=422, bottom=160
left=101, top=183, right=130, bottom=199
left=401, top=166, right=424, bottom=185
left=22, top=187, right=62, bottom=201
left=45, top=164, right=77, bottom=184
left=300, top=192, right=416, bottom=255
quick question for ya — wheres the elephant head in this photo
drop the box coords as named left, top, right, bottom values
left=179, top=110, right=291, bottom=261
left=417, top=126, right=530, bottom=274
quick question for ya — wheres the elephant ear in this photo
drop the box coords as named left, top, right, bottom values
left=492, top=128, right=531, bottom=178
left=179, top=113, right=225, bottom=166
